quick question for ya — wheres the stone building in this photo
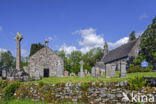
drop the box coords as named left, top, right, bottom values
left=28, top=45, right=64, bottom=78
left=96, top=37, right=141, bottom=72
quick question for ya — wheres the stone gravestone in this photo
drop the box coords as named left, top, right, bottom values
left=79, top=60, right=84, bottom=77
left=106, top=64, right=112, bottom=78
left=35, top=71, right=40, bottom=80
left=64, top=71, right=69, bottom=77
left=91, top=67, right=95, bottom=77
left=87, top=72, right=90, bottom=76
left=56, top=60, right=63, bottom=77
left=95, top=68, right=101, bottom=78
left=111, top=64, right=116, bottom=77
left=2, top=69, right=7, bottom=79
left=70, top=72, right=75, bottom=76
left=120, top=62, right=127, bottom=78
left=84, top=69, right=88, bottom=76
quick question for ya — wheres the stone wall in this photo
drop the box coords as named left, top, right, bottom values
left=14, top=82, right=156, bottom=104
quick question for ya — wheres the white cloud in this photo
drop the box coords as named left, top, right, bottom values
left=59, top=43, right=77, bottom=54
left=108, top=37, right=129, bottom=49
left=0, top=48, right=7, bottom=53
left=0, top=26, right=3, bottom=32
left=21, top=49, right=29, bottom=56
left=75, top=28, right=105, bottom=53
left=139, top=13, right=148, bottom=20
left=45, top=36, right=52, bottom=41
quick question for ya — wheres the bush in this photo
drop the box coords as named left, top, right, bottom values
left=81, top=83, right=89, bottom=89
left=0, top=80, right=8, bottom=88
left=39, top=81, right=44, bottom=87
left=3, top=81, right=20, bottom=100
left=127, top=65, right=152, bottom=73
left=128, top=76, right=146, bottom=90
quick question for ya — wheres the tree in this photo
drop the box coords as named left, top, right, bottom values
left=140, top=17, right=156, bottom=63
left=29, top=43, right=44, bottom=56
left=0, top=51, right=15, bottom=74
left=129, top=31, right=136, bottom=41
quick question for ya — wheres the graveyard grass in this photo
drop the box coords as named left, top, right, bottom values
left=0, top=98, right=77, bottom=104
left=32, top=72, right=156, bottom=84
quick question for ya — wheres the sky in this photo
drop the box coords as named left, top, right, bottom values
left=0, top=0, right=156, bottom=56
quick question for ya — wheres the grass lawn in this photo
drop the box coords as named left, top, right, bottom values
left=31, top=72, right=156, bottom=84
left=0, top=99, right=76, bottom=104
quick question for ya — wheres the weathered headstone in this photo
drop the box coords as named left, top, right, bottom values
left=95, top=68, right=101, bottom=78
left=106, top=64, right=112, bottom=78
left=84, top=69, right=88, bottom=76
left=87, top=72, right=90, bottom=76
left=2, top=69, right=7, bottom=79
left=111, top=64, right=116, bottom=76
left=64, top=71, right=69, bottom=77
left=91, top=67, right=95, bottom=77
left=70, top=72, right=75, bottom=76
left=56, top=60, right=63, bottom=77
left=35, top=71, right=40, bottom=80
left=120, top=62, right=127, bottom=78
left=79, top=60, right=84, bottom=77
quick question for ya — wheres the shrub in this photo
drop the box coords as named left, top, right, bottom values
left=81, top=83, right=89, bottom=89
left=127, top=65, right=152, bottom=73
left=128, top=76, right=146, bottom=90
left=3, top=81, right=20, bottom=100
left=39, top=81, right=44, bottom=87
left=0, top=80, right=8, bottom=88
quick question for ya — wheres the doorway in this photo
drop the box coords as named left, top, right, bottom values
left=44, top=69, right=49, bottom=77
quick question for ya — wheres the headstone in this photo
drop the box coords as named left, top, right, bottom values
left=79, top=60, right=84, bottom=77
left=2, top=69, right=7, bottom=79
left=95, top=68, right=101, bottom=78
left=70, top=72, right=75, bottom=76
left=106, top=64, right=112, bottom=78
left=64, top=71, right=69, bottom=77
left=87, top=72, right=90, bottom=76
left=91, top=67, right=95, bottom=77
left=56, top=60, right=63, bottom=77
left=35, top=71, right=40, bottom=80
left=120, top=62, right=127, bottom=78
left=111, top=64, right=116, bottom=76
left=84, top=69, right=88, bottom=76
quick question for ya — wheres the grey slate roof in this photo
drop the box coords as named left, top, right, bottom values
left=102, top=38, right=138, bottom=64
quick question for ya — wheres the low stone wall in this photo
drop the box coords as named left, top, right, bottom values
left=14, top=81, right=156, bottom=104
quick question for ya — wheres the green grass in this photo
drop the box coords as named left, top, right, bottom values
left=28, top=72, right=156, bottom=84
left=0, top=99, right=77, bottom=104
left=0, top=99, right=47, bottom=104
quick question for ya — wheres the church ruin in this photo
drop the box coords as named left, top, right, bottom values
left=28, top=40, right=64, bottom=78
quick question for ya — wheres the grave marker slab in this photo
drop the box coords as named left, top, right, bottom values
left=120, top=62, right=127, bottom=78
left=106, top=64, right=112, bottom=78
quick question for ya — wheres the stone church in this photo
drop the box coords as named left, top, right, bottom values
left=95, top=37, right=141, bottom=72
left=28, top=42, right=64, bottom=78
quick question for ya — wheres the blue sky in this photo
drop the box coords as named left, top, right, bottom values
left=0, top=0, right=156, bottom=56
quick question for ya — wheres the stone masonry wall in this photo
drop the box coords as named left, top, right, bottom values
left=14, top=82, right=156, bottom=104
left=28, top=47, right=64, bottom=77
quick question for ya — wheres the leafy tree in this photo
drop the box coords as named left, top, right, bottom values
left=21, top=56, right=28, bottom=69
left=140, top=17, right=156, bottom=63
left=129, top=31, right=136, bottom=41
left=0, top=51, right=15, bottom=74
left=29, top=43, right=44, bottom=56
left=70, top=51, right=82, bottom=74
